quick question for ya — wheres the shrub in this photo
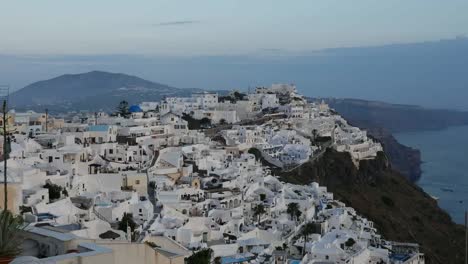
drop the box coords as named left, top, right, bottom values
left=344, top=238, right=356, bottom=248
left=185, top=248, right=213, bottom=264
left=118, top=213, right=137, bottom=233
left=381, top=195, right=395, bottom=207
left=44, top=182, right=63, bottom=200
left=0, top=210, right=24, bottom=258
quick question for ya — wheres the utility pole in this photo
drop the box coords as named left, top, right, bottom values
left=0, top=85, right=9, bottom=211
left=465, top=210, right=467, bottom=264
left=2, top=101, right=7, bottom=211
left=45, top=108, right=48, bottom=133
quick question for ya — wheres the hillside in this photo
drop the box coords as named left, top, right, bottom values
left=279, top=149, right=465, bottom=264
left=10, top=71, right=199, bottom=112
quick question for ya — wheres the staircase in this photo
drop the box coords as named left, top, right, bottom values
left=93, top=206, right=111, bottom=223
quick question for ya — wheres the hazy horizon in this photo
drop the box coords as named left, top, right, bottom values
left=2, top=37, right=468, bottom=111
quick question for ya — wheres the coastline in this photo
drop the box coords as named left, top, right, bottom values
left=394, top=125, right=468, bottom=224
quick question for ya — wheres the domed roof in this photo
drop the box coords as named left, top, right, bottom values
left=129, top=105, right=143, bottom=113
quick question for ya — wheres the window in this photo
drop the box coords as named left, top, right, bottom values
left=135, top=180, right=140, bottom=185
left=139, top=208, right=142, bottom=213
left=109, top=149, right=113, bottom=154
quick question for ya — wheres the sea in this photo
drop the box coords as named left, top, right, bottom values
left=394, top=125, right=468, bottom=225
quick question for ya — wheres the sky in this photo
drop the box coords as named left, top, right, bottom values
left=1, top=1, right=468, bottom=110
left=1, top=0, right=468, bottom=55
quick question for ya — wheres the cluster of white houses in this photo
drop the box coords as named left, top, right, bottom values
left=1, top=84, right=421, bottom=264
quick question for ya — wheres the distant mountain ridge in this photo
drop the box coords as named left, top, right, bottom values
left=10, top=71, right=201, bottom=112
left=316, top=97, right=468, bottom=132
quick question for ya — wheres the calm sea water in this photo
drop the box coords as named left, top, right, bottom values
left=395, top=126, right=468, bottom=224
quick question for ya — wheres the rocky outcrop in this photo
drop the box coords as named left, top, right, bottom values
left=280, top=149, right=465, bottom=264
left=365, top=127, right=422, bottom=181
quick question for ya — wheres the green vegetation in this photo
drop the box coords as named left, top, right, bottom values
left=0, top=210, right=24, bottom=259
left=247, top=148, right=262, bottom=161
left=118, top=213, right=137, bottom=233
left=19, top=206, right=32, bottom=215
left=219, top=91, right=247, bottom=103
left=182, top=114, right=212, bottom=130
left=116, top=100, right=130, bottom=118
left=286, top=202, right=301, bottom=221
left=299, top=222, right=315, bottom=255
left=380, top=195, right=395, bottom=207
left=44, top=182, right=64, bottom=200
left=185, top=248, right=213, bottom=264
left=253, top=204, right=266, bottom=225
left=344, top=238, right=356, bottom=248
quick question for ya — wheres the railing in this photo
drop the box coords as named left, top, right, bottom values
left=93, top=206, right=111, bottom=223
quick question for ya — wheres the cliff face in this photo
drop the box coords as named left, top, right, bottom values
left=364, top=126, right=422, bottom=181
left=313, top=97, right=468, bottom=182
left=280, top=150, right=465, bottom=264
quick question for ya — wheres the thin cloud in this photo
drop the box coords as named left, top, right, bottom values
left=154, top=20, right=200, bottom=27
left=261, top=48, right=285, bottom=52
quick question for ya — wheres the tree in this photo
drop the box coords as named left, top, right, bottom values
left=247, top=148, right=262, bottom=161
left=312, top=129, right=318, bottom=142
left=185, top=248, right=213, bottom=264
left=118, top=213, right=137, bottom=233
left=200, top=117, right=211, bottom=128
left=300, top=222, right=315, bottom=256
left=253, top=204, right=266, bottom=225
left=0, top=210, right=24, bottom=259
left=44, top=182, right=64, bottom=200
left=286, top=202, right=301, bottom=221
left=116, top=100, right=130, bottom=118
left=344, top=238, right=356, bottom=248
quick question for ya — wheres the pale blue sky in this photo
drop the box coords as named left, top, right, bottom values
left=1, top=0, right=467, bottom=55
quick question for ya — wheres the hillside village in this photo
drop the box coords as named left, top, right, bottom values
left=0, top=84, right=424, bottom=264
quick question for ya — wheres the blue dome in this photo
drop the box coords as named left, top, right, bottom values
left=129, top=105, right=143, bottom=113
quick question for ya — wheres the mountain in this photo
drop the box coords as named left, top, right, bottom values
left=279, top=150, right=465, bottom=264
left=4, top=38, right=468, bottom=111
left=10, top=71, right=200, bottom=112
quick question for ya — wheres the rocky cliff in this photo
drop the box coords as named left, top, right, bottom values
left=314, top=98, right=468, bottom=182
left=280, top=150, right=465, bottom=264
